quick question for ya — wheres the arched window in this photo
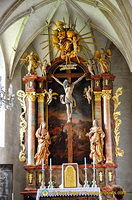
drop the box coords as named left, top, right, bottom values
left=0, top=45, right=5, bottom=147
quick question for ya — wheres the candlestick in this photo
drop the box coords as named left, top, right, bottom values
left=48, top=158, right=54, bottom=188
left=12, top=193, right=14, bottom=200
left=40, top=159, right=46, bottom=189
left=84, top=157, right=87, bottom=169
left=92, top=154, right=97, bottom=187
left=42, top=159, right=44, bottom=170
left=50, top=158, right=52, bottom=170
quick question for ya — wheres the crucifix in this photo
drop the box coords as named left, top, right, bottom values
left=51, top=70, right=86, bottom=162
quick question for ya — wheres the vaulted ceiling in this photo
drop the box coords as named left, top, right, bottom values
left=0, top=0, right=132, bottom=79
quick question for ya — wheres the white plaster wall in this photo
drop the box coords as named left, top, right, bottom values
left=0, top=63, right=25, bottom=200
left=111, top=44, right=132, bottom=200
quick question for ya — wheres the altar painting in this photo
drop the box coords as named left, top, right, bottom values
left=48, top=76, right=92, bottom=165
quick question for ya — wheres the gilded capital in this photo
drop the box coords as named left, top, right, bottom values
left=36, top=93, right=45, bottom=102
left=102, top=90, right=111, bottom=100
left=27, top=92, right=36, bottom=101
left=94, top=91, right=102, bottom=101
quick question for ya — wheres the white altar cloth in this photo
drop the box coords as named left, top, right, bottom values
left=36, top=187, right=102, bottom=200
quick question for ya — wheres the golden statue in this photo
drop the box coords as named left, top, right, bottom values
left=86, top=120, right=105, bottom=163
left=20, top=51, right=41, bottom=75
left=35, top=122, right=51, bottom=165
left=94, top=48, right=111, bottom=74
left=41, top=19, right=100, bottom=63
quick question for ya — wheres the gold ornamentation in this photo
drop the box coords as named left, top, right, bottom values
left=59, top=64, right=77, bottom=71
left=94, top=92, right=102, bottom=101
left=27, top=92, right=36, bottom=101
left=64, top=166, right=76, bottom=188
left=17, top=90, right=27, bottom=162
left=20, top=51, right=41, bottom=75
left=102, top=90, right=111, bottom=100
left=105, top=79, right=108, bottom=85
left=39, top=82, right=42, bottom=88
left=34, top=122, right=51, bottom=165
left=106, top=160, right=113, bottom=163
left=38, top=173, right=42, bottom=184
left=86, top=120, right=105, bottom=164
left=99, top=171, right=103, bottom=182
left=113, top=87, right=124, bottom=157
left=36, top=93, right=45, bottom=102
left=41, top=20, right=100, bottom=64
left=94, top=48, right=111, bottom=74
left=96, top=80, right=100, bottom=87
left=28, top=172, right=33, bottom=184
left=108, top=171, right=113, bottom=183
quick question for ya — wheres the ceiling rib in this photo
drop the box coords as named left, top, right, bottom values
left=0, top=0, right=57, bottom=35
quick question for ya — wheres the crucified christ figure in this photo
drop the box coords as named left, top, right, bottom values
left=51, top=73, right=86, bottom=123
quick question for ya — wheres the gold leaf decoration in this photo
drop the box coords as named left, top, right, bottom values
left=17, top=90, right=27, bottom=162
left=112, top=87, right=124, bottom=157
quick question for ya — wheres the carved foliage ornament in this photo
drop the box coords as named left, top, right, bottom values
left=17, top=90, right=27, bottom=162
left=112, top=87, right=124, bottom=157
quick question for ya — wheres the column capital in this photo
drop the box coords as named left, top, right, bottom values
left=36, top=93, right=45, bottom=102
left=94, top=91, right=102, bottom=101
left=102, top=90, right=112, bottom=100
left=27, top=92, right=36, bottom=101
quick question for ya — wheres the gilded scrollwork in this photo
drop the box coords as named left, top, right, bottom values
left=17, top=90, right=27, bottom=162
left=112, top=87, right=124, bottom=157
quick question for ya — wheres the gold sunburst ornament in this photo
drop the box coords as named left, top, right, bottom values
left=41, top=18, right=101, bottom=64
left=113, top=87, right=124, bottom=157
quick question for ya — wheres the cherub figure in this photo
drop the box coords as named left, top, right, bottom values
left=41, top=59, right=48, bottom=76
left=94, top=48, right=111, bottom=74
left=83, top=86, right=92, bottom=104
left=51, top=73, right=86, bottom=123
left=86, top=59, right=95, bottom=75
left=20, top=51, right=41, bottom=75
left=44, top=89, right=58, bottom=105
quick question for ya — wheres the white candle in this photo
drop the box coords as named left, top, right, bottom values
left=12, top=193, right=14, bottom=200
left=8, top=83, right=13, bottom=97
left=0, top=76, right=1, bottom=89
left=93, top=155, right=95, bottom=165
left=50, top=158, right=52, bottom=170
left=84, top=157, right=87, bottom=168
left=42, top=159, right=44, bottom=170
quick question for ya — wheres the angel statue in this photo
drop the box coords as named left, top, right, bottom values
left=20, top=51, right=41, bottom=75
left=34, top=122, right=51, bottom=165
left=86, top=119, right=105, bottom=164
left=51, top=73, right=86, bottom=123
left=94, top=48, right=111, bottom=74
left=44, top=89, right=58, bottom=105
left=83, top=86, right=92, bottom=104
left=86, top=59, right=95, bottom=76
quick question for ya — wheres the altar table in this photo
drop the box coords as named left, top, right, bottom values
left=36, top=187, right=102, bottom=200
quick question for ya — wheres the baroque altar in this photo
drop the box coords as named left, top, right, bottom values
left=17, top=19, right=124, bottom=200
